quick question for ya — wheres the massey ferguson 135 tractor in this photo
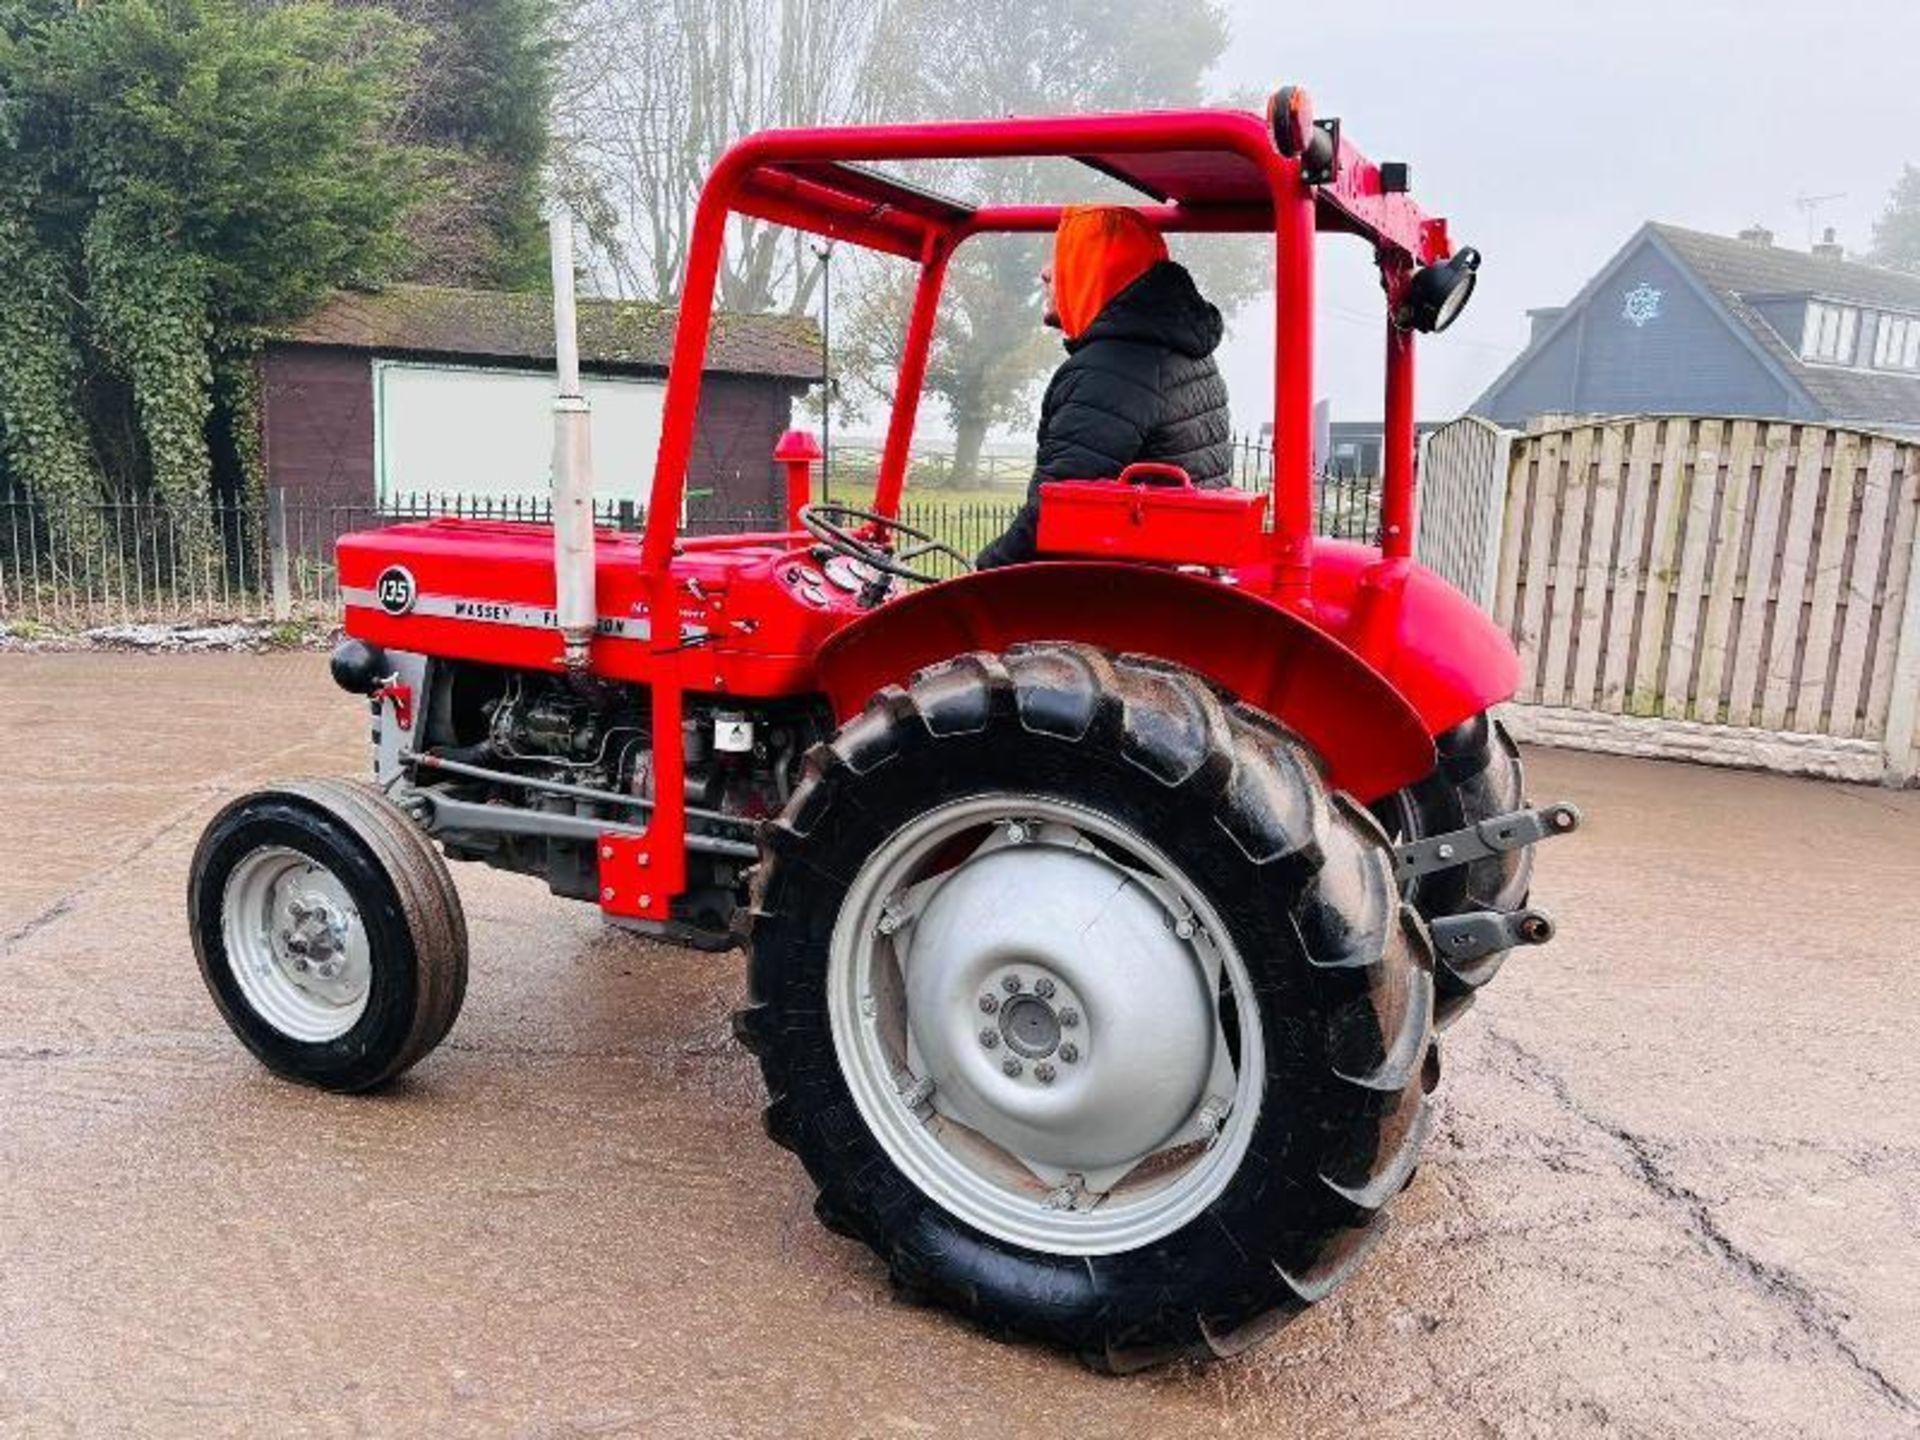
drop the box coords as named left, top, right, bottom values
left=189, top=90, right=1578, bottom=1368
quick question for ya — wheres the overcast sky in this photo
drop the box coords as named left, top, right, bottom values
left=1205, top=0, right=1920, bottom=426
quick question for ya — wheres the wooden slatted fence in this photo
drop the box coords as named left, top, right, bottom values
left=1475, top=416, right=1920, bottom=785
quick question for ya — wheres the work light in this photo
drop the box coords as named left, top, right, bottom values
left=1401, top=247, right=1481, bottom=333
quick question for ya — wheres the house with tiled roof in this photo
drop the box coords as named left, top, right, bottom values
left=259, top=285, right=822, bottom=520
left=1472, top=223, right=1920, bottom=437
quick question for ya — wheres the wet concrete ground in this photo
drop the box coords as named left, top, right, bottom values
left=1, top=651, right=1916, bottom=1438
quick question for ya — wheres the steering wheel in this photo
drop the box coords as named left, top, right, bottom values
left=798, top=502, right=975, bottom=585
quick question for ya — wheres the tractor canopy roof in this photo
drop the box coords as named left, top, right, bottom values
left=708, top=106, right=1453, bottom=267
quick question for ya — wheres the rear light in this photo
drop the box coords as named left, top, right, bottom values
left=1267, top=86, right=1315, bottom=159
left=1267, top=85, right=1339, bottom=183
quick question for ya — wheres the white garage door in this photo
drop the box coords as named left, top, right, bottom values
left=373, top=360, right=665, bottom=506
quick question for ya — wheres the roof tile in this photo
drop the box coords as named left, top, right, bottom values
left=1651, top=225, right=1920, bottom=429
left=272, top=284, right=824, bottom=382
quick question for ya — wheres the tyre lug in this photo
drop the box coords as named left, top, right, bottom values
left=1001, top=1057, right=1022, bottom=1078
left=1000, top=975, right=1022, bottom=994
left=1057, top=1007, right=1079, bottom=1029
left=1034, top=1062, right=1056, bottom=1085
left=978, top=993, right=999, bottom=1014
left=1059, top=1042, right=1079, bottom=1064
left=1004, top=821, right=1029, bottom=845
left=1173, top=917, right=1195, bottom=940
left=1033, top=977, right=1055, bottom=1000
left=978, top=1028, right=999, bottom=1050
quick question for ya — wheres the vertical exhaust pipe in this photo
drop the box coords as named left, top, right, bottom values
left=549, top=211, right=596, bottom=672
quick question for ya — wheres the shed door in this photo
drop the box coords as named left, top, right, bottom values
left=373, top=360, right=664, bottom=506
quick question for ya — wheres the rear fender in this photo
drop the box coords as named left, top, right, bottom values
left=1303, top=542, right=1523, bottom=736
left=813, top=562, right=1436, bottom=801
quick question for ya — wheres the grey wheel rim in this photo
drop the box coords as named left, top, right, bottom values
left=827, top=793, right=1265, bottom=1256
left=221, top=845, right=372, bottom=1043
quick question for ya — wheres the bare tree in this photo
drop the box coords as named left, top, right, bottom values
left=554, top=0, right=896, bottom=312
left=555, top=0, right=1264, bottom=486
left=836, top=0, right=1259, bottom=484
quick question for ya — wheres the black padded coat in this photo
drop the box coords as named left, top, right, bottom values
left=976, top=260, right=1233, bottom=568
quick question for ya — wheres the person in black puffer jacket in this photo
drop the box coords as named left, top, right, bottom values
left=976, top=205, right=1232, bottom=568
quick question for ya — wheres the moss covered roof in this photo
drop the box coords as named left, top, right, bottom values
left=274, top=284, right=823, bottom=381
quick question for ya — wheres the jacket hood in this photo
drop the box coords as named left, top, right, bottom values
left=1052, top=206, right=1169, bottom=340
left=1067, top=260, right=1224, bottom=360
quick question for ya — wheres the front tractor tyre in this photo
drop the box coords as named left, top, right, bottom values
left=189, top=779, right=469, bottom=1093
left=738, top=645, right=1436, bottom=1369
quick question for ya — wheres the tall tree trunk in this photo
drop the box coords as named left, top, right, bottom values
left=949, top=409, right=988, bottom=489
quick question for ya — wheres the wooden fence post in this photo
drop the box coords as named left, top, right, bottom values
left=1882, top=515, right=1920, bottom=786
left=267, top=487, right=292, bottom=622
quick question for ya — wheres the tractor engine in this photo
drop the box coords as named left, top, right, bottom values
left=359, top=652, right=824, bottom=950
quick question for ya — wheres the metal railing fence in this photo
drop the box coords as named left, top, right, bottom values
left=1, top=466, right=1382, bottom=628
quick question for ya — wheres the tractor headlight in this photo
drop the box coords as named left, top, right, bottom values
left=1400, top=247, right=1481, bottom=333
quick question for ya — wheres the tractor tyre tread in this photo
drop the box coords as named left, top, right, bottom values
left=1392, top=713, right=1531, bottom=1015
left=740, top=642, right=1434, bottom=1367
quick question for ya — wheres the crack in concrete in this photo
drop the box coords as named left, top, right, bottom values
left=0, top=897, right=75, bottom=959
left=1484, top=1026, right=1918, bottom=1418
left=1, top=734, right=337, bottom=965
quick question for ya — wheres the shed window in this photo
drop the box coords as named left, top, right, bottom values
left=1802, top=302, right=1859, bottom=364
left=1872, top=314, right=1920, bottom=373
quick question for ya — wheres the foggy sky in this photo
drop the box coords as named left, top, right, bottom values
left=1208, top=0, right=1920, bottom=426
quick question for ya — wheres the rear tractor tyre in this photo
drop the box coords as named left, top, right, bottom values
left=738, top=644, right=1435, bottom=1369
left=189, top=779, right=469, bottom=1093
left=1372, top=712, right=1531, bottom=1024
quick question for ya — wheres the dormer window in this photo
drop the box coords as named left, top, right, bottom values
left=1872, top=314, right=1920, bottom=373
left=1802, top=301, right=1859, bottom=364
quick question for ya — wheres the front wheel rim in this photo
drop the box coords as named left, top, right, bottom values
left=221, top=845, right=373, bottom=1043
left=827, top=793, right=1265, bottom=1256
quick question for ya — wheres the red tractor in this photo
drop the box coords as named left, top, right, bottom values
left=189, top=90, right=1578, bottom=1368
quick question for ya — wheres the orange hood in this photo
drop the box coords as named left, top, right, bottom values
left=1053, top=206, right=1169, bottom=341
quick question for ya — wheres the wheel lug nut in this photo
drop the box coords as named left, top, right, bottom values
left=1059, top=1042, right=1079, bottom=1064
left=978, top=993, right=999, bottom=1014
left=1035, top=1062, right=1056, bottom=1084
left=1058, top=1007, right=1079, bottom=1029
left=979, top=1028, right=999, bottom=1049
left=1002, top=1057, right=1022, bottom=1078
left=1001, top=975, right=1022, bottom=994
left=1033, top=977, right=1055, bottom=999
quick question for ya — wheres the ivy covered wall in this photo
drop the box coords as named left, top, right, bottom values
left=0, top=0, right=556, bottom=531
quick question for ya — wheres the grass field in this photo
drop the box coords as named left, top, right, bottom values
left=820, top=480, right=1027, bottom=514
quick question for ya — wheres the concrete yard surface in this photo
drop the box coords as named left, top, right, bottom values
left=1, top=651, right=1917, bottom=1438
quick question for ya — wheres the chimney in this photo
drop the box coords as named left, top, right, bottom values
left=1737, top=224, right=1774, bottom=248
left=1812, top=226, right=1844, bottom=260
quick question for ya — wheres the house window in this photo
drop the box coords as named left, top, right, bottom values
left=1872, top=314, right=1920, bottom=373
left=1802, top=302, right=1859, bottom=364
